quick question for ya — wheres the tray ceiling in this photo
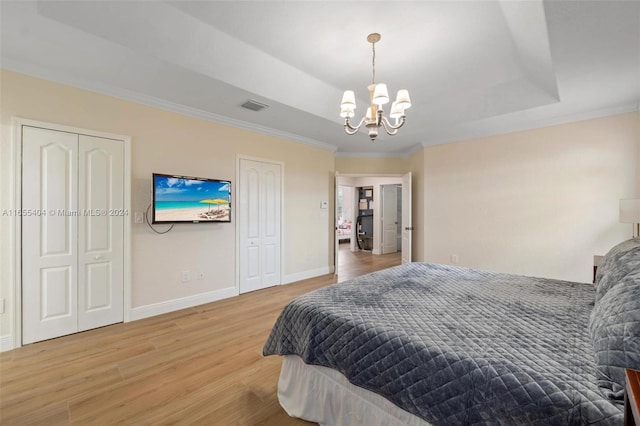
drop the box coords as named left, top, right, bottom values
left=1, top=1, right=638, bottom=156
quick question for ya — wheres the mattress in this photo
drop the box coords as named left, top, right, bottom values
left=263, top=262, right=623, bottom=425
left=278, top=354, right=430, bottom=426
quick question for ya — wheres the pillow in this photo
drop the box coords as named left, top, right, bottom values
left=594, top=238, right=640, bottom=302
left=589, top=270, right=640, bottom=400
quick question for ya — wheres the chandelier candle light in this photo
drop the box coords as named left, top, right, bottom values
left=340, top=33, right=411, bottom=141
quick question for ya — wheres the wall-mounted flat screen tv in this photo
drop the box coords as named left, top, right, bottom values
left=152, top=173, right=231, bottom=223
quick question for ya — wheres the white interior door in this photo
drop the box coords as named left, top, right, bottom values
left=261, top=162, right=281, bottom=288
left=381, top=185, right=398, bottom=255
left=22, top=127, right=79, bottom=344
left=401, top=172, right=412, bottom=264
left=239, top=160, right=261, bottom=293
left=334, top=178, right=339, bottom=275
left=78, top=135, right=124, bottom=331
left=22, top=126, right=125, bottom=344
left=351, top=187, right=358, bottom=252
left=239, top=159, right=281, bottom=293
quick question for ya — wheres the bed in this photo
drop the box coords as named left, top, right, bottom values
left=263, top=238, right=640, bottom=425
left=337, top=218, right=352, bottom=242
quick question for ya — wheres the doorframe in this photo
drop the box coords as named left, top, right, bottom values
left=10, top=117, right=132, bottom=350
left=334, top=173, right=409, bottom=273
left=334, top=180, right=358, bottom=274
left=235, top=155, right=285, bottom=293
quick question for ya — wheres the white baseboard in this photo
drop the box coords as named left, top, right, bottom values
left=130, top=265, right=333, bottom=321
left=129, top=286, right=239, bottom=322
left=282, top=266, right=333, bottom=285
left=0, top=335, right=15, bottom=352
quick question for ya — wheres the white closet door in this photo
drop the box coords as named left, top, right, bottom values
left=239, top=159, right=281, bottom=293
left=22, top=127, right=79, bottom=344
left=78, top=135, right=124, bottom=331
left=260, top=162, right=281, bottom=287
left=239, top=159, right=262, bottom=293
left=22, top=127, right=125, bottom=344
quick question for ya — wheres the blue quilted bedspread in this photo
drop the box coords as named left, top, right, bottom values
left=263, top=263, right=623, bottom=425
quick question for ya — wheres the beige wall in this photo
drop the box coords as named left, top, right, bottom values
left=420, top=112, right=639, bottom=282
left=637, top=112, right=640, bottom=193
left=408, top=148, right=426, bottom=262
left=335, top=156, right=408, bottom=175
left=0, top=70, right=334, bottom=338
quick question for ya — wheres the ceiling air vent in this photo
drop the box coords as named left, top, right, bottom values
left=241, top=99, right=269, bottom=112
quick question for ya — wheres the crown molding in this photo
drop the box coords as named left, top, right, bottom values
left=334, top=141, right=425, bottom=159
left=419, top=103, right=639, bottom=148
left=1, top=59, right=338, bottom=153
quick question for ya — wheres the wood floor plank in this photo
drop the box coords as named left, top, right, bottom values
left=0, top=402, right=70, bottom=426
left=1, top=366, right=122, bottom=423
left=4, top=321, right=181, bottom=376
left=1, top=248, right=401, bottom=425
left=1, top=342, right=153, bottom=398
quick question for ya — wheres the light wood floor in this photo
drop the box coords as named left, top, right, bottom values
left=0, top=245, right=401, bottom=425
left=337, top=242, right=402, bottom=282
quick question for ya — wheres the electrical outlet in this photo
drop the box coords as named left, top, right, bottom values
left=450, top=254, right=459, bottom=264
left=197, top=272, right=205, bottom=280
left=181, top=270, right=191, bottom=283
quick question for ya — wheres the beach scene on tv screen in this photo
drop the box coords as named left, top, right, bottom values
left=154, top=176, right=230, bottom=222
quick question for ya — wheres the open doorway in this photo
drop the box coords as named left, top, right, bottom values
left=336, top=185, right=355, bottom=250
left=335, top=174, right=411, bottom=281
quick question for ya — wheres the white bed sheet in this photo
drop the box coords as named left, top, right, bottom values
left=277, top=355, right=431, bottom=426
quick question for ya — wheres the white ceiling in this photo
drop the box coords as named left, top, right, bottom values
left=1, top=1, right=639, bottom=156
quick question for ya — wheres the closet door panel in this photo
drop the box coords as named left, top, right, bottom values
left=22, top=126, right=79, bottom=344
left=261, top=163, right=281, bottom=287
left=78, top=135, right=124, bottom=331
left=239, top=160, right=263, bottom=292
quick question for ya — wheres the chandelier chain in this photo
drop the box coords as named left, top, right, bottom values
left=371, top=41, right=376, bottom=85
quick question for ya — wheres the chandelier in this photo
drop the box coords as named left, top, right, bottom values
left=340, top=33, right=411, bottom=141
